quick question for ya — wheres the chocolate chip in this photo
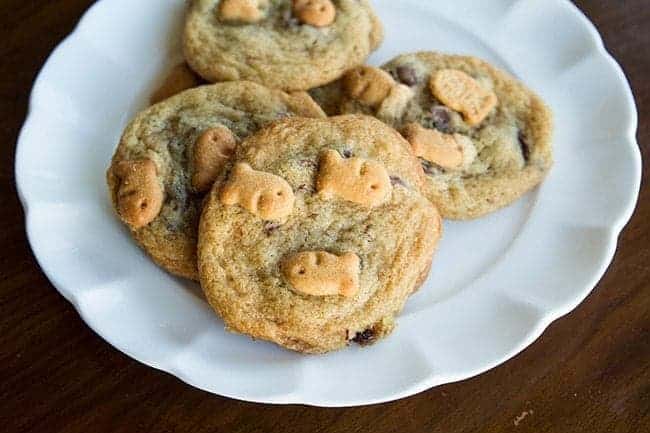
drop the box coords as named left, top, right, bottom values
left=281, top=9, right=300, bottom=28
left=351, top=328, right=376, bottom=346
left=421, top=160, right=436, bottom=176
left=264, top=221, right=281, bottom=236
left=430, top=106, right=452, bottom=133
left=341, top=149, right=353, bottom=158
left=518, top=131, right=530, bottom=163
left=297, top=183, right=313, bottom=194
left=396, top=66, right=418, bottom=86
left=390, top=176, right=406, bottom=187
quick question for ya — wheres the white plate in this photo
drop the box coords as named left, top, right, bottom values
left=16, top=0, right=640, bottom=406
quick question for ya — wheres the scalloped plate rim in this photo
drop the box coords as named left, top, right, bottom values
left=15, top=0, right=641, bottom=407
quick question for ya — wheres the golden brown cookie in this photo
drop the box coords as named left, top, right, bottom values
left=198, top=115, right=442, bottom=353
left=107, top=81, right=325, bottom=280
left=310, top=52, right=554, bottom=219
left=149, top=63, right=205, bottom=105
left=183, top=0, right=383, bottom=90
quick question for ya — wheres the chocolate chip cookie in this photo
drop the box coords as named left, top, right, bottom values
left=183, top=0, right=383, bottom=91
left=310, top=52, right=554, bottom=219
left=149, top=63, right=205, bottom=105
left=198, top=115, right=442, bottom=353
left=107, top=81, right=325, bottom=280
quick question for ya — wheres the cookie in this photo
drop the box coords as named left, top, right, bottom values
left=198, top=115, right=442, bottom=353
left=149, top=63, right=205, bottom=105
left=107, top=81, right=325, bottom=280
left=183, top=0, right=383, bottom=91
left=310, top=52, right=554, bottom=219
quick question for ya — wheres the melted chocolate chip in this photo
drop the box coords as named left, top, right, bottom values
left=395, top=65, right=418, bottom=86
left=430, top=106, right=452, bottom=133
left=297, top=183, right=313, bottom=194
left=390, top=176, right=406, bottom=187
left=352, top=328, right=376, bottom=346
left=264, top=221, right=281, bottom=236
left=421, top=160, right=436, bottom=176
left=518, top=131, right=530, bottom=163
left=342, top=149, right=353, bottom=158
left=281, top=9, right=300, bottom=28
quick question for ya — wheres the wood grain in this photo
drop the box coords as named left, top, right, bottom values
left=0, top=1, right=648, bottom=432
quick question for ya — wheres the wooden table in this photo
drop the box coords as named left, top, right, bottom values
left=1, top=1, right=648, bottom=432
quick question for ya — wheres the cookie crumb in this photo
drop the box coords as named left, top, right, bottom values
left=513, top=410, right=534, bottom=427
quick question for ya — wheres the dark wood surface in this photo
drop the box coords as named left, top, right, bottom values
left=1, top=1, right=648, bottom=432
